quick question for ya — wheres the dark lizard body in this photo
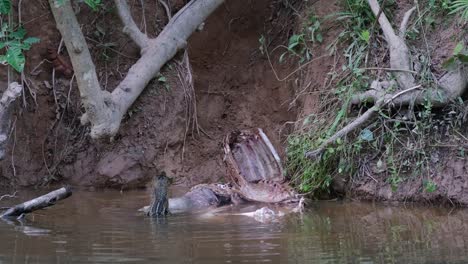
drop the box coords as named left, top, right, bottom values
left=147, top=173, right=170, bottom=217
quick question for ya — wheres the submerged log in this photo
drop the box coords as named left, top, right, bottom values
left=0, top=187, right=72, bottom=218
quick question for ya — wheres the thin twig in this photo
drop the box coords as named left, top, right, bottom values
left=264, top=45, right=330, bottom=82
left=159, top=0, right=172, bottom=20
left=66, top=74, right=75, bottom=109
left=360, top=67, right=418, bottom=74
left=139, top=0, right=147, bottom=35
left=85, top=37, right=139, bottom=59
left=0, top=191, right=17, bottom=202
left=10, top=117, right=17, bottom=178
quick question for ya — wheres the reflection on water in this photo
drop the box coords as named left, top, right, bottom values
left=1, top=190, right=468, bottom=263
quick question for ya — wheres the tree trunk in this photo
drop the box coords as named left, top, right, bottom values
left=49, top=0, right=224, bottom=138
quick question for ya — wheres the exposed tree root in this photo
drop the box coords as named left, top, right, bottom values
left=49, top=0, right=224, bottom=138
left=306, top=0, right=468, bottom=160
left=0, top=82, right=22, bottom=160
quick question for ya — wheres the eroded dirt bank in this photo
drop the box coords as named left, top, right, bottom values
left=1, top=0, right=468, bottom=208
left=0, top=0, right=297, bottom=188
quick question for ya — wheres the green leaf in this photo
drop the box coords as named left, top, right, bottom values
left=457, top=54, right=468, bottom=63
left=85, top=0, right=101, bottom=11
left=158, top=75, right=167, bottom=83
left=288, top=34, right=303, bottom=50
left=9, top=26, right=26, bottom=40
left=316, top=33, right=323, bottom=43
left=23, top=37, right=41, bottom=45
left=359, top=30, right=370, bottom=43
left=453, top=42, right=464, bottom=55
left=442, top=57, right=456, bottom=69
left=0, top=23, right=8, bottom=37
left=0, top=0, right=11, bottom=14
left=6, top=47, right=25, bottom=72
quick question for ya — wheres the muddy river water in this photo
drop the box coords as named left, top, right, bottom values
left=1, top=189, right=468, bottom=263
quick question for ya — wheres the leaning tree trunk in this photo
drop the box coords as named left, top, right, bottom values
left=48, top=0, right=224, bottom=138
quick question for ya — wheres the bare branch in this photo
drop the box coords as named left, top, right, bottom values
left=306, top=86, right=421, bottom=160
left=159, top=0, right=172, bottom=20
left=114, top=0, right=149, bottom=50
left=399, top=7, right=416, bottom=38
left=367, top=0, right=415, bottom=88
left=306, top=100, right=383, bottom=160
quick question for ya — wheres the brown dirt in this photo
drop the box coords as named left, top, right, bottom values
left=0, top=0, right=298, bottom=189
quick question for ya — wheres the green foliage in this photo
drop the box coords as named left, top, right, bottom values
left=286, top=134, right=333, bottom=195
left=278, top=11, right=323, bottom=64
left=156, top=73, right=170, bottom=91
left=450, top=0, right=468, bottom=19
left=85, top=0, right=102, bottom=11
left=0, top=25, right=40, bottom=72
left=280, top=34, right=311, bottom=63
left=55, top=0, right=101, bottom=11
left=423, top=180, right=437, bottom=193
left=0, top=0, right=11, bottom=14
left=442, top=41, right=468, bottom=69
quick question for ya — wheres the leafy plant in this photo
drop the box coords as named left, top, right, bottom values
left=156, top=73, right=170, bottom=91
left=84, top=0, right=102, bottom=11
left=277, top=10, right=323, bottom=64
left=279, top=34, right=311, bottom=63
left=450, top=0, right=468, bottom=19
left=55, top=0, right=101, bottom=11
left=306, top=14, right=323, bottom=43
left=0, top=25, right=40, bottom=72
left=0, top=0, right=11, bottom=14
left=423, top=180, right=437, bottom=193
left=442, top=42, right=468, bottom=69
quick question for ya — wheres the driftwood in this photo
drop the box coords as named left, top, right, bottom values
left=0, top=187, right=72, bottom=218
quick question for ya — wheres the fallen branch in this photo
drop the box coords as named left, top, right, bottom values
left=0, top=187, right=72, bottom=218
left=49, top=0, right=224, bottom=138
left=306, top=85, right=421, bottom=160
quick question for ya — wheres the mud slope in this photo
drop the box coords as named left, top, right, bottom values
left=0, top=0, right=297, bottom=188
